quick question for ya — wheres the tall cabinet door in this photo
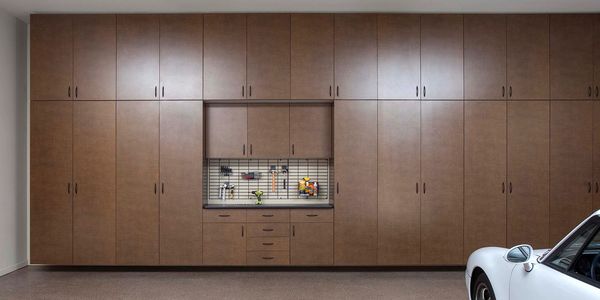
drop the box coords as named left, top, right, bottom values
left=334, top=14, right=378, bottom=100
left=420, top=15, right=464, bottom=100
left=247, top=104, right=290, bottom=158
left=464, top=15, right=507, bottom=100
left=73, top=101, right=116, bottom=265
left=334, top=101, right=377, bottom=265
left=507, top=15, right=550, bottom=100
left=160, top=102, right=203, bottom=265
left=30, top=15, right=73, bottom=101
left=117, top=15, right=160, bottom=100
left=205, top=104, right=248, bottom=158
left=116, top=101, right=159, bottom=265
left=550, top=15, right=594, bottom=100
left=507, top=101, right=550, bottom=248
left=594, top=102, right=600, bottom=209
left=30, top=102, right=73, bottom=264
left=421, top=101, right=464, bottom=265
left=377, top=101, right=421, bottom=265
left=377, top=14, right=421, bottom=100
left=291, top=14, right=334, bottom=99
left=550, top=101, right=593, bottom=244
left=159, top=14, right=203, bottom=100
left=595, top=16, right=600, bottom=99
left=73, top=14, right=116, bottom=100
left=464, top=101, right=507, bottom=260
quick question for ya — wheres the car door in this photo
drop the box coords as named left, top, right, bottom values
left=510, top=217, right=600, bottom=300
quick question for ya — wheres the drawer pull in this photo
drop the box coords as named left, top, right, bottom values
left=262, top=257, right=274, bottom=260
left=262, top=228, right=274, bottom=232
left=262, top=214, right=274, bottom=217
left=306, top=214, right=318, bottom=217
left=218, top=214, right=231, bottom=218
left=262, top=243, right=274, bottom=246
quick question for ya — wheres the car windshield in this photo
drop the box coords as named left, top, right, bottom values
left=571, top=230, right=600, bottom=283
left=546, top=219, right=598, bottom=272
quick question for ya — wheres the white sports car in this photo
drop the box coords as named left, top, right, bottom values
left=466, top=210, right=600, bottom=300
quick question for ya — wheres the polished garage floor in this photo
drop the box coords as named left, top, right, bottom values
left=0, top=267, right=467, bottom=299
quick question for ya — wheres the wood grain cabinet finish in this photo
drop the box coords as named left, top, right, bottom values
left=290, top=104, right=332, bottom=158
left=291, top=14, right=334, bottom=99
left=334, top=14, right=378, bottom=100
left=203, top=223, right=246, bottom=265
left=159, top=102, right=203, bottom=265
left=247, top=104, right=290, bottom=158
left=116, top=101, right=159, bottom=265
left=507, top=15, right=550, bottom=100
left=550, top=15, right=594, bottom=100
left=420, top=15, right=464, bottom=100
left=159, top=15, right=203, bottom=100
left=464, top=15, right=507, bottom=100
left=507, top=101, right=550, bottom=249
left=73, top=102, right=116, bottom=265
left=30, top=15, right=73, bottom=101
left=377, top=14, right=420, bottom=100
left=334, top=101, right=378, bottom=265
left=30, top=102, right=73, bottom=264
left=464, top=101, right=507, bottom=260
left=73, top=15, right=116, bottom=100
left=377, top=101, right=421, bottom=265
left=420, top=101, right=464, bottom=265
left=247, top=14, right=290, bottom=99
left=550, top=101, right=593, bottom=244
left=595, top=16, right=600, bottom=99
left=594, top=102, right=600, bottom=209
left=205, top=104, right=248, bottom=158
left=291, top=223, right=334, bottom=265
left=117, top=15, right=160, bottom=100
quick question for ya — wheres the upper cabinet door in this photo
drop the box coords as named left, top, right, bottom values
left=291, top=14, right=334, bottom=99
left=204, top=14, right=247, bottom=100
left=550, top=15, right=594, bottom=100
left=73, top=15, right=116, bottom=100
left=30, top=15, right=73, bottom=101
left=160, top=14, right=203, bottom=100
left=421, top=15, right=464, bottom=100
left=464, top=15, right=507, bottom=100
left=507, top=15, right=550, bottom=100
left=247, top=14, right=291, bottom=99
left=117, top=15, right=160, bottom=100
left=334, top=14, right=378, bottom=100
left=205, top=104, right=248, bottom=158
left=247, top=104, right=290, bottom=158
left=377, top=14, right=421, bottom=100
left=290, top=104, right=332, bottom=158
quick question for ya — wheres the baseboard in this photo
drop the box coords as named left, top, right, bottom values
left=0, top=260, right=28, bottom=277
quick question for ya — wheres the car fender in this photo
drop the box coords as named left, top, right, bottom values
left=466, top=247, right=517, bottom=300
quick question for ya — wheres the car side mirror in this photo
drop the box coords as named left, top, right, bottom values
left=505, top=244, right=533, bottom=263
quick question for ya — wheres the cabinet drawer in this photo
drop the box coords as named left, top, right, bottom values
left=247, top=209, right=290, bottom=223
left=290, top=209, right=333, bottom=222
left=247, top=251, right=289, bottom=265
left=247, top=237, right=289, bottom=251
left=203, top=209, right=246, bottom=223
left=246, top=223, right=290, bottom=237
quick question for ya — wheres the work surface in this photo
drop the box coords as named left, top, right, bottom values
left=0, top=267, right=467, bottom=299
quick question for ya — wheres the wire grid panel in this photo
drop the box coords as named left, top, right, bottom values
left=206, top=159, right=330, bottom=205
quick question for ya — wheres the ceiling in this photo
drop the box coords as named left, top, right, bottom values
left=1, top=0, right=600, bottom=22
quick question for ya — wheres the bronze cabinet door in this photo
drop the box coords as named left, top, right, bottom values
left=594, top=102, right=600, bottom=209
left=203, top=223, right=246, bottom=265
left=464, top=15, right=507, bottom=100
left=290, top=223, right=333, bottom=265
left=247, top=104, right=290, bottom=158
left=291, top=14, right=334, bottom=99
left=289, top=104, right=332, bottom=158
left=464, top=101, right=507, bottom=261
left=73, top=15, right=116, bottom=100
left=507, top=15, right=550, bottom=100
left=246, top=14, right=291, bottom=99
left=377, top=101, right=421, bottom=265
left=377, top=14, right=420, bottom=100
left=159, top=14, right=203, bottom=100
left=550, top=15, right=594, bottom=100
left=117, top=15, right=160, bottom=100
left=550, top=101, right=593, bottom=244
left=420, top=101, right=464, bottom=265
left=205, top=104, right=248, bottom=158
left=334, top=14, right=378, bottom=100
left=30, top=15, right=73, bottom=101
left=73, top=101, right=116, bottom=265
left=203, top=14, right=247, bottom=100
left=159, top=101, right=203, bottom=265
left=30, top=101, right=73, bottom=264
left=507, top=101, right=550, bottom=249
left=116, top=101, right=160, bottom=265
left=420, top=15, right=464, bottom=100
left=334, top=101, right=378, bottom=265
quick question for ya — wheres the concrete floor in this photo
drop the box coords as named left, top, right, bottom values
left=0, top=267, right=468, bottom=300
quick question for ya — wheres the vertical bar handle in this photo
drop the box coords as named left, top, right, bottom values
left=416, top=182, right=419, bottom=194
left=502, top=86, right=505, bottom=98
left=423, top=182, right=426, bottom=194
left=423, top=86, right=426, bottom=98
left=502, top=182, right=505, bottom=194
left=68, top=183, right=71, bottom=194
left=242, top=225, right=244, bottom=237
left=162, top=183, right=165, bottom=194
left=155, top=86, right=158, bottom=98
left=68, top=86, right=71, bottom=98
left=75, top=86, right=78, bottom=99
left=509, top=182, right=513, bottom=194
left=336, top=182, right=339, bottom=194
left=588, top=182, right=592, bottom=194
left=242, top=86, right=245, bottom=97
left=243, top=144, right=246, bottom=155
left=162, top=86, right=165, bottom=98
left=589, top=86, right=592, bottom=98
left=292, top=225, right=295, bottom=237
left=336, top=86, right=339, bottom=97
left=292, top=144, right=295, bottom=155
left=154, top=183, right=157, bottom=194
left=416, top=86, right=419, bottom=97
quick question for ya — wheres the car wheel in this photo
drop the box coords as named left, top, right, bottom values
left=473, top=272, right=496, bottom=300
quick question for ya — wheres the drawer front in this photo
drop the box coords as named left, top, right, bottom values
left=247, top=209, right=290, bottom=223
left=203, top=209, right=246, bottom=223
left=247, top=251, right=289, bottom=265
left=247, top=237, right=290, bottom=251
left=290, top=209, right=333, bottom=222
left=246, top=223, right=290, bottom=237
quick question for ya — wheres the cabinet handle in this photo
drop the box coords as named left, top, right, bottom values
left=154, top=183, right=157, bottom=194
left=589, top=182, right=592, bottom=194
left=218, top=214, right=231, bottom=217
left=250, top=144, right=253, bottom=155
left=336, top=86, right=339, bottom=97
left=329, top=86, right=332, bottom=97
left=249, top=85, right=252, bottom=97
left=242, top=86, right=245, bottom=97
left=242, top=225, right=244, bottom=237
left=502, top=86, right=505, bottom=98
left=243, top=144, right=246, bottom=155
left=155, top=86, right=158, bottom=98
left=336, top=182, right=339, bottom=194
left=502, top=182, right=505, bottom=194
left=292, top=144, right=295, bottom=155
left=162, top=86, right=165, bottom=98
left=596, top=182, right=599, bottom=194
left=306, top=214, right=318, bottom=217
left=262, top=214, right=274, bottom=217
left=68, top=86, right=71, bottom=98
left=423, top=182, right=426, bottom=194
left=75, top=86, right=78, bottom=99
left=161, top=183, right=165, bottom=194
left=416, top=86, right=419, bottom=97
left=75, top=183, right=78, bottom=195
left=262, top=257, right=274, bottom=260
left=596, top=86, right=599, bottom=98
left=416, top=182, right=419, bottom=194
left=262, top=243, right=274, bottom=246
left=509, top=86, right=512, bottom=98
left=589, top=86, right=592, bottom=98
left=509, top=182, right=513, bottom=194
left=262, top=228, right=274, bottom=232
left=423, top=86, right=426, bottom=98
left=68, top=183, right=71, bottom=194
left=292, top=225, right=295, bottom=236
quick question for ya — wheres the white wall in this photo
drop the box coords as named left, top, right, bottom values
left=0, top=8, right=28, bottom=276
